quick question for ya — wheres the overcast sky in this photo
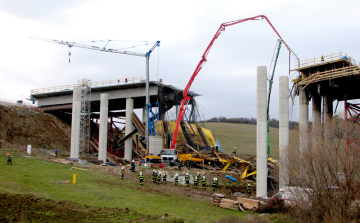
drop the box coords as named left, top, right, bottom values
left=0, top=0, right=359, bottom=122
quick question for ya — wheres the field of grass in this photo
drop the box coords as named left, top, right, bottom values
left=204, top=122, right=280, bottom=159
left=0, top=149, right=247, bottom=223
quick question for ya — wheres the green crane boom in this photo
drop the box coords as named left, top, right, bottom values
left=267, top=40, right=282, bottom=157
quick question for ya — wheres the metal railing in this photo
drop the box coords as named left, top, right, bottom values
left=296, top=52, right=357, bottom=70
left=31, top=76, right=143, bottom=95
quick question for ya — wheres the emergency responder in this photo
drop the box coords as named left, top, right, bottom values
left=178, top=160, right=182, bottom=170
left=187, top=158, right=191, bottom=169
left=196, top=172, right=200, bottom=180
left=7, top=154, right=12, bottom=165
left=121, top=166, right=125, bottom=179
left=185, top=173, right=190, bottom=187
left=212, top=178, right=217, bottom=191
left=163, top=172, right=167, bottom=184
left=193, top=174, right=199, bottom=189
left=131, top=160, right=135, bottom=172
left=215, top=146, right=219, bottom=153
left=247, top=184, right=252, bottom=196
left=201, top=176, right=206, bottom=190
left=321, top=55, right=325, bottom=62
left=233, top=147, right=236, bottom=155
left=157, top=172, right=162, bottom=184
left=139, top=172, right=144, bottom=186
left=215, top=178, right=219, bottom=190
left=153, top=171, right=158, bottom=183
left=174, top=174, right=179, bottom=186
left=123, top=158, right=127, bottom=166
left=55, top=149, right=58, bottom=157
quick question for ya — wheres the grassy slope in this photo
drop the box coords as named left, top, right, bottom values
left=204, top=122, right=280, bottom=159
left=0, top=150, right=245, bottom=223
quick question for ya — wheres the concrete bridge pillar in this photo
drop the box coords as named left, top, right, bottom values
left=324, top=94, right=333, bottom=138
left=125, top=98, right=134, bottom=161
left=70, top=86, right=81, bottom=160
left=256, top=66, right=268, bottom=197
left=312, top=90, right=322, bottom=144
left=279, top=76, right=289, bottom=189
left=98, top=94, right=109, bottom=164
left=299, top=86, right=309, bottom=154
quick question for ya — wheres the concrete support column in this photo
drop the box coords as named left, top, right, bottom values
left=279, top=76, right=289, bottom=189
left=299, top=86, right=309, bottom=154
left=98, top=94, right=109, bottom=164
left=324, top=94, right=333, bottom=145
left=142, top=105, right=147, bottom=125
left=70, top=86, right=81, bottom=160
left=125, top=98, right=134, bottom=161
left=256, top=66, right=268, bottom=197
left=312, top=90, right=322, bottom=144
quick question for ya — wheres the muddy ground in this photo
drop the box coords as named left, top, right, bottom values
left=0, top=193, right=182, bottom=223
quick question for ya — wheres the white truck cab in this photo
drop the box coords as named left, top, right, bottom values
left=160, top=149, right=178, bottom=166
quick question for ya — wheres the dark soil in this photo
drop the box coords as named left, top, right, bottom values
left=0, top=193, right=183, bottom=222
left=0, top=105, right=71, bottom=151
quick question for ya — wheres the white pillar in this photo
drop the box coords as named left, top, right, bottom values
left=98, top=94, right=109, bottom=164
left=70, top=86, right=81, bottom=160
left=256, top=66, right=268, bottom=197
left=125, top=98, right=134, bottom=161
left=142, top=105, right=147, bottom=124
left=299, top=86, right=309, bottom=154
left=279, top=76, right=289, bottom=189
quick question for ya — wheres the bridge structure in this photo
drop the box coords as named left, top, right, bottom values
left=30, top=76, right=198, bottom=162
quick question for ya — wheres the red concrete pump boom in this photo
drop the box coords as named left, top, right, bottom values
left=170, top=15, right=298, bottom=149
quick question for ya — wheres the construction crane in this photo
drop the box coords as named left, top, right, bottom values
left=31, top=37, right=160, bottom=154
left=170, top=15, right=299, bottom=150
left=267, top=39, right=282, bottom=157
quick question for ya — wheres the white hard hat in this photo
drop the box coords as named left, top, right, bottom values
left=197, top=172, right=200, bottom=175
left=132, top=160, right=134, bottom=162
left=203, top=176, right=205, bottom=179
left=159, top=171, right=161, bottom=174
left=234, top=147, right=236, bottom=148
left=140, top=172, right=142, bottom=175
left=122, top=166, right=124, bottom=170
left=186, top=173, right=189, bottom=175
left=153, top=169, right=155, bottom=172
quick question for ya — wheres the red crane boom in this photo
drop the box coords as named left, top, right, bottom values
left=170, top=15, right=298, bottom=149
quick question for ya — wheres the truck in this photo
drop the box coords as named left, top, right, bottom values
left=160, top=149, right=178, bottom=166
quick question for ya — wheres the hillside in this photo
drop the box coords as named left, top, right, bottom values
left=204, top=122, right=280, bottom=159
left=0, top=105, right=71, bottom=151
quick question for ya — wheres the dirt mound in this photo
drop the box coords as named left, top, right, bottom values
left=0, top=193, right=181, bottom=222
left=0, top=105, right=70, bottom=151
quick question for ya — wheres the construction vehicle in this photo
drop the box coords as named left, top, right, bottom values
left=170, top=15, right=299, bottom=150
left=160, top=149, right=178, bottom=166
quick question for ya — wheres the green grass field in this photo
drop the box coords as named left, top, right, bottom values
left=0, top=149, right=247, bottom=223
left=204, top=122, right=280, bottom=159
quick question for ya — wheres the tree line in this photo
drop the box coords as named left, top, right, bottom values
left=206, top=116, right=298, bottom=129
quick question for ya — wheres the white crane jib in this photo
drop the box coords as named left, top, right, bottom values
left=31, top=37, right=161, bottom=154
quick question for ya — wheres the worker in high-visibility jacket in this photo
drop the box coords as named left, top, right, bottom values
left=233, top=147, right=237, bottom=155
left=130, top=160, right=135, bottom=172
left=121, top=166, right=125, bottom=180
left=157, top=172, right=162, bottom=184
left=193, top=174, right=199, bottom=189
left=247, top=184, right=252, bottom=196
left=212, top=178, right=217, bottom=191
left=174, top=174, right=179, bottom=186
left=153, top=171, right=157, bottom=183
left=123, top=158, right=127, bottom=166
left=163, top=172, right=167, bottom=184
left=139, top=172, right=144, bottom=186
left=7, top=154, right=12, bottom=165
left=185, top=173, right=190, bottom=187
left=178, top=160, right=182, bottom=170
left=201, top=176, right=207, bottom=190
